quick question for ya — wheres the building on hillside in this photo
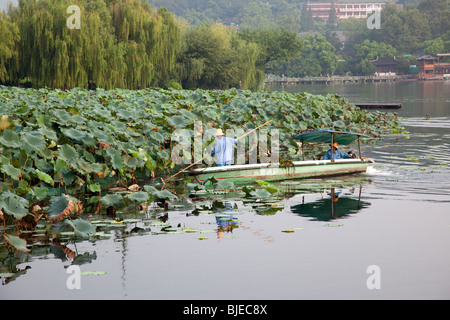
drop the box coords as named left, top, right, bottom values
left=304, top=0, right=386, bottom=21
left=369, top=56, right=401, bottom=75
left=434, top=54, right=450, bottom=77
left=416, top=55, right=437, bottom=78
left=416, top=54, right=450, bottom=79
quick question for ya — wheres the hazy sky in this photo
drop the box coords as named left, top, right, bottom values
left=0, top=0, right=18, bottom=12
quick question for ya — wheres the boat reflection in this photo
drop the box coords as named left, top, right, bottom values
left=291, top=186, right=370, bottom=221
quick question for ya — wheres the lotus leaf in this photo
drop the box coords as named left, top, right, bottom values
left=0, top=191, right=29, bottom=220
left=1, top=163, right=21, bottom=180
left=126, top=191, right=149, bottom=202
left=3, top=234, right=30, bottom=252
left=64, top=218, right=96, bottom=238
left=35, top=169, right=54, bottom=185
left=0, top=129, right=20, bottom=148
left=58, top=144, right=79, bottom=166
left=100, top=194, right=124, bottom=206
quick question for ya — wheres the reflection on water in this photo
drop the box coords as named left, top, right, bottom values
left=291, top=187, right=370, bottom=222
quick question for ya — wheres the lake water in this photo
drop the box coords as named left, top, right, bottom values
left=1, top=80, right=449, bottom=301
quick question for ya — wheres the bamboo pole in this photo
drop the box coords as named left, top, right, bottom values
left=162, top=120, right=274, bottom=184
left=330, top=133, right=334, bottom=163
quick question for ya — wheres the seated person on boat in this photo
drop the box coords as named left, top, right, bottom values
left=211, top=129, right=238, bottom=166
left=322, top=142, right=351, bottom=160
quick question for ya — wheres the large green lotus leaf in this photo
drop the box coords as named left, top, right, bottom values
left=30, top=186, right=48, bottom=201
left=0, top=192, right=29, bottom=220
left=1, top=163, right=21, bottom=180
left=0, top=154, right=9, bottom=166
left=89, top=128, right=111, bottom=143
left=34, top=169, right=54, bottom=185
left=52, top=109, right=72, bottom=123
left=116, top=108, right=134, bottom=120
left=144, top=156, right=156, bottom=171
left=125, top=191, right=149, bottom=202
left=129, top=148, right=148, bottom=161
left=153, top=189, right=177, bottom=200
left=58, top=144, right=79, bottom=166
left=333, top=120, right=346, bottom=128
left=68, top=115, right=86, bottom=125
left=37, top=126, right=58, bottom=141
left=64, top=218, right=96, bottom=238
left=167, top=115, right=188, bottom=128
left=178, top=109, right=196, bottom=120
left=105, top=148, right=124, bottom=170
left=0, top=129, right=20, bottom=148
left=47, top=194, right=76, bottom=217
left=203, top=109, right=218, bottom=120
left=3, top=234, right=30, bottom=252
left=61, top=128, right=90, bottom=141
left=21, top=131, right=46, bottom=152
left=100, top=194, right=123, bottom=206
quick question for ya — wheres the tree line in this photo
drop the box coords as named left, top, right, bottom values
left=0, top=0, right=302, bottom=90
left=270, top=0, right=449, bottom=77
left=1, top=0, right=449, bottom=90
left=151, top=0, right=449, bottom=77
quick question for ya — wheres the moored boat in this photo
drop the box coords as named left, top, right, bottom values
left=189, top=130, right=374, bottom=183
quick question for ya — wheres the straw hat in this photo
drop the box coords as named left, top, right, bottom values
left=215, top=129, right=224, bottom=136
left=331, top=142, right=339, bottom=149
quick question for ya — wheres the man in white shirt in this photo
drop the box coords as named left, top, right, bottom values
left=211, top=129, right=238, bottom=166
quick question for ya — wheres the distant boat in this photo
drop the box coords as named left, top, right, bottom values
left=190, top=130, right=373, bottom=183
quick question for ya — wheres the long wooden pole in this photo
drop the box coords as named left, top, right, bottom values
left=162, top=119, right=274, bottom=184
left=330, top=133, right=334, bottom=163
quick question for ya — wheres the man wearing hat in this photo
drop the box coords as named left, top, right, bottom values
left=322, top=142, right=351, bottom=160
left=211, top=129, right=238, bottom=166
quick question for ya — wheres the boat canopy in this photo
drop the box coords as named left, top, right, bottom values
left=292, top=130, right=369, bottom=145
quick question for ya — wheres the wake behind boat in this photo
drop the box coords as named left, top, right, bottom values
left=190, top=130, right=374, bottom=183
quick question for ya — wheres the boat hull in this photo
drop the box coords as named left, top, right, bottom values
left=189, top=159, right=371, bottom=183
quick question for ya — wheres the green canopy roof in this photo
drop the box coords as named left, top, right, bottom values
left=292, top=130, right=369, bottom=145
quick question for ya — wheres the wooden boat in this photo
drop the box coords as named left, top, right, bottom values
left=190, top=130, right=373, bottom=183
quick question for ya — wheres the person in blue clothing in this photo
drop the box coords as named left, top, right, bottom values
left=322, top=142, right=351, bottom=160
left=211, top=129, right=238, bottom=166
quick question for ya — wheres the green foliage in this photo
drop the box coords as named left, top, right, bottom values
left=0, top=85, right=401, bottom=240
left=179, top=23, right=263, bottom=90
left=268, top=34, right=339, bottom=77
left=0, top=12, right=20, bottom=83
left=352, top=40, right=397, bottom=75
left=3, top=233, right=30, bottom=252
left=239, top=28, right=303, bottom=68
left=64, top=218, right=97, bottom=238
left=1, top=0, right=181, bottom=89
left=337, top=0, right=449, bottom=75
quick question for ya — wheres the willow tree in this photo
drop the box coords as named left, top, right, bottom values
left=0, top=12, right=19, bottom=83
left=5, top=0, right=182, bottom=89
left=108, top=0, right=181, bottom=88
left=179, top=23, right=263, bottom=90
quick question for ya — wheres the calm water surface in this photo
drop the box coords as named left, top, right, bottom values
left=1, top=81, right=449, bottom=300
